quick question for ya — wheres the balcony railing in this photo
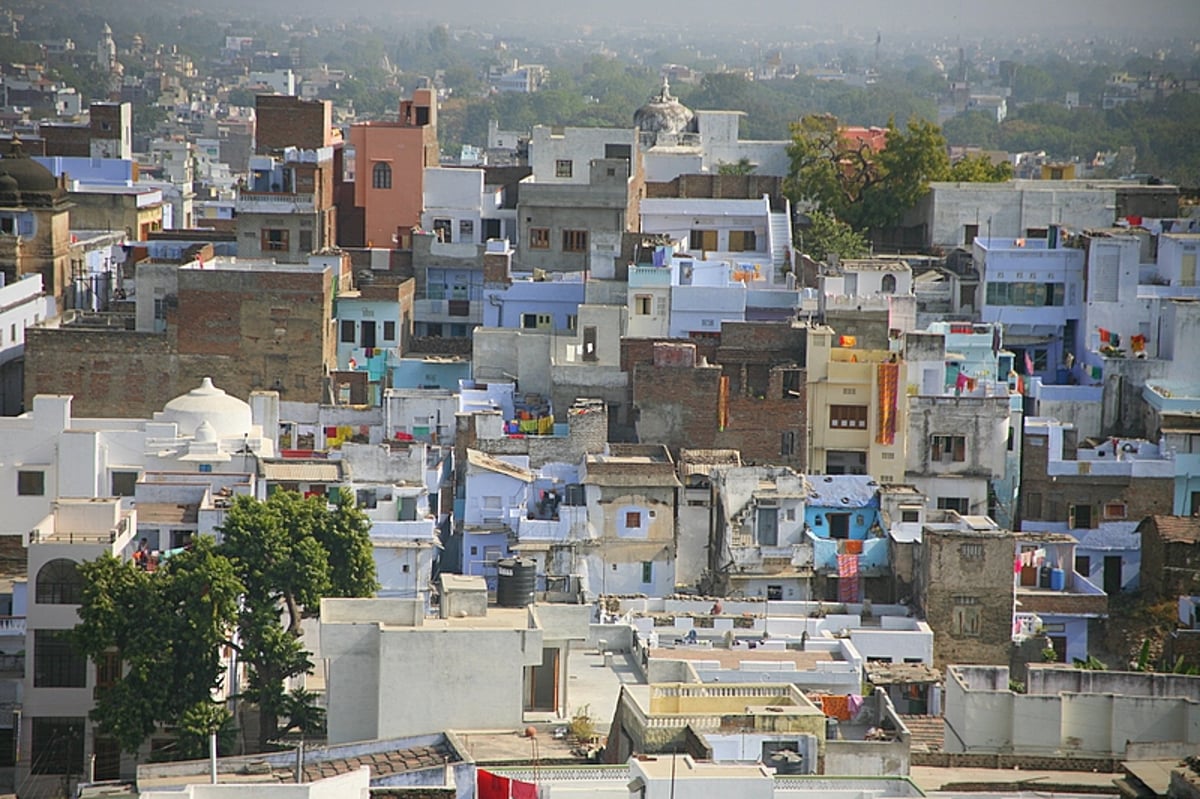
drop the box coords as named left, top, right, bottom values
left=0, top=616, right=26, bottom=636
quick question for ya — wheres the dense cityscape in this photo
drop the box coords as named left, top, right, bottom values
left=0, top=0, right=1199, bottom=797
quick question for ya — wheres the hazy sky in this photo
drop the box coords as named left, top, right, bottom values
left=328, top=0, right=1200, bottom=37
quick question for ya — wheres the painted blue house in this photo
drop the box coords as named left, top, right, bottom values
left=804, top=474, right=889, bottom=583
left=1014, top=533, right=1108, bottom=664
left=457, top=449, right=533, bottom=588
left=1142, top=381, right=1200, bottom=516
left=974, top=237, right=1084, bottom=385
left=481, top=273, right=585, bottom=332
left=1072, top=522, right=1141, bottom=595
left=335, top=286, right=407, bottom=405
left=389, top=356, right=471, bottom=390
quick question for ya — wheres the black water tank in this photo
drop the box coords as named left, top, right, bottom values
left=496, top=557, right=537, bottom=607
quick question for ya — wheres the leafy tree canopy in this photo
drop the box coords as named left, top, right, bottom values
left=73, top=490, right=376, bottom=756
left=785, top=114, right=1009, bottom=233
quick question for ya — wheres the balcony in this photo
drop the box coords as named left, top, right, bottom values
left=0, top=616, right=26, bottom=637
left=1015, top=571, right=1108, bottom=617
left=809, top=532, right=889, bottom=575
left=235, top=191, right=317, bottom=215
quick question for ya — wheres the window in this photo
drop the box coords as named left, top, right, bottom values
left=95, top=651, right=121, bottom=690
left=261, top=228, right=289, bottom=252
left=170, top=529, right=193, bottom=548
left=371, top=162, right=392, bottom=189
left=960, top=543, right=984, bottom=560
left=562, top=229, right=588, bottom=252
left=781, top=370, right=801, bottom=399
left=383, top=321, right=397, bottom=342
left=931, top=435, right=967, bottom=462
left=459, top=219, right=474, bottom=241
left=985, top=281, right=1065, bottom=307
left=18, top=470, right=45, bottom=496
left=34, top=630, right=87, bottom=688
left=583, top=326, right=597, bottom=361
left=951, top=598, right=981, bottom=637
left=625, top=511, right=642, bottom=528
left=36, top=559, right=83, bottom=604
left=110, top=471, right=138, bottom=497
left=1104, top=502, right=1127, bottom=520
left=881, top=273, right=897, bottom=294
left=555, top=159, right=573, bottom=178
left=522, top=313, right=552, bottom=330
left=829, top=405, right=868, bottom=430
left=780, top=431, right=796, bottom=456
left=340, top=320, right=356, bottom=344
left=432, top=218, right=452, bottom=243
left=298, top=229, right=313, bottom=252
left=635, top=295, right=653, bottom=315
left=728, top=230, right=757, bottom=251
left=964, top=224, right=978, bottom=245
left=641, top=561, right=653, bottom=584
left=1071, top=503, right=1093, bottom=530
left=937, top=497, right=970, bottom=514
left=689, top=229, right=717, bottom=250
left=30, top=717, right=84, bottom=775
left=1075, top=555, right=1091, bottom=577
left=529, top=227, right=550, bottom=249
left=901, top=508, right=920, bottom=523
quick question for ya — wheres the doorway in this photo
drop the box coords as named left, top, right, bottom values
left=1103, top=556, right=1123, bottom=595
left=525, top=647, right=559, bottom=713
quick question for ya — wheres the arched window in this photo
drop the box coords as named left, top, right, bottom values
left=881, top=273, right=897, bottom=294
left=372, top=162, right=392, bottom=190
left=36, top=558, right=83, bottom=605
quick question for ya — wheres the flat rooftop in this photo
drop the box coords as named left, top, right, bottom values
left=649, top=646, right=840, bottom=670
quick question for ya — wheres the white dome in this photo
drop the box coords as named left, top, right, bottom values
left=194, top=420, right=218, bottom=443
left=161, top=378, right=252, bottom=440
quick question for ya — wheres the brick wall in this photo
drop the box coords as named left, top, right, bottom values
left=25, top=268, right=335, bottom=417
left=255, top=95, right=332, bottom=153
left=40, top=125, right=90, bottom=157
left=632, top=360, right=723, bottom=452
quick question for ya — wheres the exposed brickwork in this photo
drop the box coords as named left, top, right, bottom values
left=1139, top=516, right=1200, bottom=601
left=24, top=266, right=336, bottom=417
left=1015, top=590, right=1108, bottom=617
left=625, top=324, right=807, bottom=468
left=919, top=526, right=1016, bottom=669
left=645, top=174, right=786, bottom=206
left=1021, top=428, right=1174, bottom=527
left=255, top=95, right=333, bottom=154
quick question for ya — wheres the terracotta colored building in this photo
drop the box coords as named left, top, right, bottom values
left=347, top=89, right=439, bottom=249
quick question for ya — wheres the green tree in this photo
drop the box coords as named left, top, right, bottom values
left=786, top=114, right=1009, bottom=233
left=74, top=491, right=376, bottom=756
left=73, top=539, right=242, bottom=754
left=949, top=154, right=1013, bottom=182
left=219, top=490, right=376, bottom=749
left=798, top=210, right=869, bottom=263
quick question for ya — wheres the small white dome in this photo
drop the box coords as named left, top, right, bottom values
left=194, top=420, right=218, bottom=443
left=161, top=377, right=252, bottom=440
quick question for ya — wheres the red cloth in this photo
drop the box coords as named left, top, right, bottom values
left=511, top=780, right=538, bottom=799
left=477, top=770, right=511, bottom=799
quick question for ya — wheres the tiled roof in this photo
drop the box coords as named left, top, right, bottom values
left=259, top=460, right=343, bottom=482
left=1145, top=515, right=1200, bottom=544
left=303, top=741, right=457, bottom=782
